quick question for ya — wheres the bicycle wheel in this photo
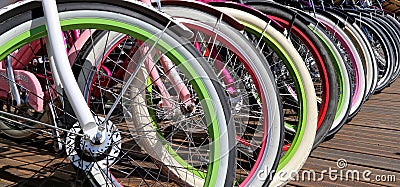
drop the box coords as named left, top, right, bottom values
left=0, top=1, right=234, bottom=186
left=290, top=9, right=353, bottom=139
left=314, top=13, right=367, bottom=118
left=369, top=13, right=400, bottom=84
left=311, top=26, right=354, bottom=138
left=382, top=14, right=400, bottom=81
left=321, top=8, right=378, bottom=98
left=74, top=30, right=234, bottom=186
left=247, top=2, right=339, bottom=148
left=161, top=3, right=284, bottom=186
left=345, top=20, right=378, bottom=97
left=213, top=4, right=318, bottom=186
left=349, top=12, right=395, bottom=92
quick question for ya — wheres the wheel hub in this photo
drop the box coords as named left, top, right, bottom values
left=66, top=118, right=121, bottom=170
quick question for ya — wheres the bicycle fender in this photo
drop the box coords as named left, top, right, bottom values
left=157, top=0, right=244, bottom=31
left=209, top=1, right=287, bottom=33
left=0, top=0, right=193, bottom=38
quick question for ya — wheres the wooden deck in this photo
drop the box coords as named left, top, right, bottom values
left=288, top=79, right=400, bottom=186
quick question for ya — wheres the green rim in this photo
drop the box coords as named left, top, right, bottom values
left=310, top=28, right=346, bottom=120
left=242, top=22, right=308, bottom=171
left=146, top=75, right=207, bottom=179
left=0, top=17, right=220, bottom=186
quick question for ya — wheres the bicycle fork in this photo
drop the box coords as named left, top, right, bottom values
left=42, top=0, right=98, bottom=140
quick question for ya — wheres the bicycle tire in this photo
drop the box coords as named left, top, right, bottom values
left=160, top=4, right=285, bottom=186
left=314, top=13, right=367, bottom=118
left=213, top=5, right=318, bottom=186
left=247, top=2, right=339, bottom=149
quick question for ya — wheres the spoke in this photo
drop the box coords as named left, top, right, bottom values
left=102, top=21, right=172, bottom=126
left=0, top=110, right=82, bottom=136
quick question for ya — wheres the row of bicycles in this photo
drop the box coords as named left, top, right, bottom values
left=0, top=0, right=399, bottom=186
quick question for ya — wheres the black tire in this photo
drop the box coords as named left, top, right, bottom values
left=348, top=11, right=396, bottom=92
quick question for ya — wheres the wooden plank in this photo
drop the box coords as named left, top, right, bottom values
left=331, top=132, right=400, bottom=149
left=298, top=158, right=399, bottom=186
left=309, top=148, right=400, bottom=172
left=347, top=121, right=400, bottom=131
left=331, top=125, right=400, bottom=146
left=339, top=124, right=400, bottom=137
left=318, top=138, right=400, bottom=160
left=348, top=119, right=400, bottom=130
left=0, top=179, right=14, bottom=186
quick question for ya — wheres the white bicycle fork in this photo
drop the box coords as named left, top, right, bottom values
left=42, top=0, right=98, bottom=139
